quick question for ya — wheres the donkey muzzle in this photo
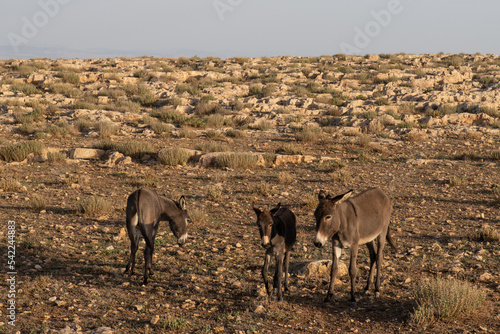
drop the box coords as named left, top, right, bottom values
left=314, top=231, right=328, bottom=248
left=177, top=233, right=188, bottom=246
left=261, top=236, right=271, bottom=249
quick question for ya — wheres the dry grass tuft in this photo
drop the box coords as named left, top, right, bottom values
left=77, top=196, right=111, bottom=217
left=31, top=196, right=47, bottom=211
left=277, top=171, right=294, bottom=185
left=0, top=140, right=45, bottom=162
left=470, top=224, right=500, bottom=242
left=411, top=277, right=486, bottom=326
left=215, top=152, right=260, bottom=169
left=158, top=147, right=192, bottom=166
left=0, top=178, right=22, bottom=192
left=96, top=140, right=155, bottom=159
left=47, top=151, right=67, bottom=164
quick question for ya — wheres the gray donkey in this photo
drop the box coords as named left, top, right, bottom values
left=313, top=188, right=395, bottom=302
left=253, top=202, right=297, bottom=301
left=124, top=187, right=190, bottom=285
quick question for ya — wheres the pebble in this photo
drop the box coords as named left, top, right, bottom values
left=150, top=315, right=160, bottom=325
left=254, top=305, right=266, bottom=314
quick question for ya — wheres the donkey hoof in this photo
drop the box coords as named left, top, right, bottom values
left=375, top=291, right=380, bottom=298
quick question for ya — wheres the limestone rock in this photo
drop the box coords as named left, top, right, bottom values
left=292, top=260, right=347, bottom=280
left=70, top=148, right=105, bottom=160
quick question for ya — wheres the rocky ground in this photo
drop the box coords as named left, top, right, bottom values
left=0, top=54, right=499, bottom=333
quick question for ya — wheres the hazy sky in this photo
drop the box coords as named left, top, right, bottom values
left=1, top=0, right=499, bottom=59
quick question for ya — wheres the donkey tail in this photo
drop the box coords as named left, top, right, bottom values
left=136, top=188, right=154, bottom=250
left=386, top=225, right=396, bottom=251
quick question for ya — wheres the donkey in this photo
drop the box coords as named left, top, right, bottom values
left=313, top=187, right=395, bottom=302
left=124, top=187, right=190, bottom=285
left=253, top=202, right=297, bottom=301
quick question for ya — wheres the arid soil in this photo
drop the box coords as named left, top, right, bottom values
left=0, top=54, right=499, bottom=333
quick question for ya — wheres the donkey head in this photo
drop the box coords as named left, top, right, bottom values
left=169, top=196, right=190, bottom=246
left=253, top=202, right=281, bottom=249
left=313, top=190, right=353, bottom=248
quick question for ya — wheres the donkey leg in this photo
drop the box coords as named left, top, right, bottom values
left=284, top=250, right=291, bottom=293
left=262, top=249, right=271, bottom=296
left=275, top=252, right=284, bottom=301
left=364, top=241, right=377, bottom=294
left=325, top=245, right=342, bottom=302
left=375, top=232, right=387, bottom=298
left=148, top=237, right=155, bottom=276
left=125, top=229, right=140, bottom=275
left=349, top=244, right=359, bottom=302
left=143, top=245, right=151, bottom=285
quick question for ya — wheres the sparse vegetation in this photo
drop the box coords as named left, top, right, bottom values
left=412, top=278, right=486, bottom=326
left=76, top=196, right=111, bottom=217
left=0, top=140, right=44, bottom=162
left=157, top=147, right=192, bottom=166
left=96, top=140, right=155, bottom=159
left=215, top=152, right=260, bottom=169
left=1, top=55, right=499, bottom=334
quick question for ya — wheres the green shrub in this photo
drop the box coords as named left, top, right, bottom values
left=60, top=72, right=80, bottom=85
left=47, top=83, right=81, bottom=98
left=96, top=140, right=155, bottom=159
left=225, top=129, right=247, bottom=138
left=444, top=55, right=464, bottom=67
left=11, top=83, right=39, bottom=95
left=248, top=84, right=263, bottom=96
left=399, top=102, right=416, bottom=114
left=150, top=122, right=171, bottom=137
left=375, top=98, right=390, bottom=106
left=412, top=278, right=486, bottom=326
left=0, top=141, right=44, bottom=162
left=96, top=121, right=119, bottom=138
left=151, top=108, right=186, bottom=125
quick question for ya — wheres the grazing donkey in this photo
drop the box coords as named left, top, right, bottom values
left=124, top=187, right=190, bottom=285
left=253, top=202, right=297, bottom=301
left=313, top=188, right=395, bottom=302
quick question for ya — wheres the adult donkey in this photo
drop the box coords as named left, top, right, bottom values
left=253, top=202, right=296, bottom=301
left=313, top=188, right=395, bottom=302
left=124, top=187, right=190, bottom=285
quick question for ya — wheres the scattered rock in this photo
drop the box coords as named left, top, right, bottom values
left=254, top=305, right=266, bottom=314
left=479, top=272, right=494, bottom=282
left=70, top=148, right=106, bottom=160
left=150, top=315, right=160, bottom=325
left=291, top=260, right=347, bottom=280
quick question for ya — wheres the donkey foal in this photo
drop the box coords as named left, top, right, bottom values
left=124, top=187, right=190, bottom=285
left=253, top=202, right=296, bottom=301
left=313, top=188, right=395, bottom=302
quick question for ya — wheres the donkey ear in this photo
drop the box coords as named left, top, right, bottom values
left=271, top=202, right=282, bottom=216
left=318, top=190, right=327, bottom=201
left=331, top=189, right=353, bottom=204
left=252, top=202, right=261, bottom=216
left=179, top=196, right=187, bottom=210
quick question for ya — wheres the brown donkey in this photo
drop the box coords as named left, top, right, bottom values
left=313, top=188, right=395, bottom=302
left=124, top=187, right=190, bottom=285
left=253, top=202, right=297, bottom=301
